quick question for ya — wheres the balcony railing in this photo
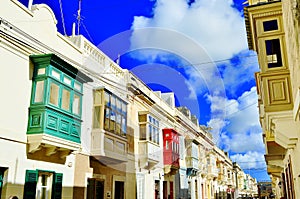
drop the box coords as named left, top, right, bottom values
left=139, top=140, right=160, bottom=168
left=207, top=165, right=219, bottom=178
left=91, top=129, right=127, bottom=164
left=186, top=157, right=199, bottom=169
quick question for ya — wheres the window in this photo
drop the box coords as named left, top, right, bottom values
left=34, top=81, right=44, bottom=103
left=36, top=172, right=53, bottom=199
left=263, top=20, right=278, bottom=32
left=93, top=89, right=127, bottom=137
left=49, top=82, right=59, bottom=106
left=149, top=115, right=159, bottom=144
left=23, top=170, right=63, bottom=199
left=265, top=39, right=282, bottom=68
left=138, top=113, right=160, bottom=144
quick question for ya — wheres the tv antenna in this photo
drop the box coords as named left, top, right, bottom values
left=76, top=0, right=82, bottom=35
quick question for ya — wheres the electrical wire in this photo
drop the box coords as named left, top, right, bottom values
left=58, top=0, right=67, bottom=35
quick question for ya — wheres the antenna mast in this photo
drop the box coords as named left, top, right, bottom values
left=77, top=0, right=82, bottom=35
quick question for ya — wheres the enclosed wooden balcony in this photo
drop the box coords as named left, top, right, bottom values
left=186, top=140, right=199, bottom=177
left=27, top=54, right=92, bottom=158
left=163, top=128, right=180, bottom=175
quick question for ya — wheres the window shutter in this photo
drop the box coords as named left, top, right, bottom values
left=23, top=170, right=38, bottom=199
left=52, top=173, right=63, bottom=199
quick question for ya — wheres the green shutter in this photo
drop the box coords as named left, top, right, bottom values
left=52, top=173, right=63, bottom=199
left=23, top=170, right=38, bottom=199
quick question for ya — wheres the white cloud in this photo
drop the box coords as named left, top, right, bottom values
left=230, top=151, right=266, bottom=170
left=130, top=0, right=247, bottom=62
left=206, top=87, right=264, bottom=154
left=129, top=0, right=251, bottom=98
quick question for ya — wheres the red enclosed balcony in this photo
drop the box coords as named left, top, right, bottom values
left=163, top=128, right=180, bottom=175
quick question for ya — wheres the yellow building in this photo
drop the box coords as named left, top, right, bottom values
left=0, top=0, right=260, bottom=198
left=244, top=0, right=300, bottom=198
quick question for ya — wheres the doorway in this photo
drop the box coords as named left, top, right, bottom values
left=114, top=181, right=124, bottom=199
left=163, top=181, right=168, bottom=199
left=87, top=178, right=104, bottom=199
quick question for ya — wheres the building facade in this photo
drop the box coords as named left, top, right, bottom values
left=244, top=0, right=300, bottom=198
left=0, top=0, right=257, bottom=198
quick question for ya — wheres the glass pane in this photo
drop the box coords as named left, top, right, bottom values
left=93, top=106, right=101, bottom=128
left=122, top=102, right=127, bottom=114
left=149, top=115, right=152, bottom=123
left=104, top=108, right=110, bottom=131
left=122, top=116, right=127, bottom=136
left=155, top=128, right=159, bottom=144
left=73, top=94, right=81, bottom=115
left=263, top=20, right=278, bottom=32
left=265, top=39, right=282, bottom=68
left=149, top=125, right=152, bottom=141
left=110, top=110, right=116, bottom=132
left=63, top=76, right=72, bottom=86
left=94, top=91, right=102, bottom=105
left=139, top=123, right=146, bottom=140
left=116, top=114, right=121, bottom=135
left=34, top=81, right=44, bottom=103
left=104, top=92, right=110, bottom=106
left=49, top=83, right=59, bottom=106
left=111, top=95, right=116, bottom=110
left=51, top=69, right=60, bottom=80
left=116, top=98, right=121, bottom=112
left=74, top=82, right=82, bottom=91
left=37, top=68, right=45, bottom=75
left=62, top=88, right=71, bottom=111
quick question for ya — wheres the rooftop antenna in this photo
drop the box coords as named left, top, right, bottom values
left=28, top=0, right=33, bottom=9
left=76, top=0, right=82, bottom=35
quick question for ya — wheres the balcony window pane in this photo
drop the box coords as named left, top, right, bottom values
left=265, top=39, right=282, bottom=68
left=140, top=123, right=146, bottom=140
left=37, top=68, right=45, bottom=75
left=104, top=92, right=110, bottom=106
left=149, top=115, right=152, bottom=123
left=122, top=116, right=127, bottom=136
left=263, top=20, right=278, bottom=32
left=63, top=76, right=72, bottom=86
left=116, top=98, right=121, bottom=112
left=34, top=81, right=44, bottom=103
left=49, top=82, right=59, bottom=106
left=122, top=102, right=127, bottom=114
left=116, top=114, right=121, bottom=135
left=104, top=108, right=110, bottom=131
left=110, top=110, right=116, bottom=132
left=73, top=94, right=81, bottom=115
left=149, top=125, right=152, bottom=142
left=94, top=91, right=102, bottom=105
left=111, top=95, right=116, bottom=110
left=62, top=88, right=71, bottom=111
left=51, top=69, right=60, bottom=80
left=93, top=106, right=101, bottom=128
left=74, top=82, right=81, bottom=91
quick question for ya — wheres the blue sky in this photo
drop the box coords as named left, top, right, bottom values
left=20, top=0, right=270, bottom=181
